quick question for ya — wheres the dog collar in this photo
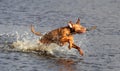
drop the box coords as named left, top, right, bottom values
left=67, top=26, right=75, bottom=35
left=70, top=28, right=75, bottom=34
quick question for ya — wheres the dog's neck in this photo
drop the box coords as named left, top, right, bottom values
left=66, top=26, right=76, bottom=35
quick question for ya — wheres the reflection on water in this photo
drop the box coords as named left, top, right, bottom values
left=57, top=58, right=75, bottom=71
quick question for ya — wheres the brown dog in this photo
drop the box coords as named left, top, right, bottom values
left=31, top=18, right=86, bottom=56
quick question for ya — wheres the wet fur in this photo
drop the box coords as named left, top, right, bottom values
left=31, top=18, right=86, bottom=56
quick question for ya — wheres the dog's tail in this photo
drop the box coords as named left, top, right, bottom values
left=31, top=25, right=43, bottom=36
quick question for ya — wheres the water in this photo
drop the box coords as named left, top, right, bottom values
left=0, top=0, right=120, bottom=71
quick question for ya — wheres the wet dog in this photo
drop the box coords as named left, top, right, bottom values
left=31, top=18, right=87, bottom=56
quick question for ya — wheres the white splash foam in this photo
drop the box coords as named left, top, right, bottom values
left=3, top=31, right=87, bottom=57
left=11, top=38, right=78, bottom=57
left=12, top=39, right=59, bottom=55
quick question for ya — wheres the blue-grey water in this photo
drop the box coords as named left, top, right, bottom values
left=0, top=0, right=120, bottom=71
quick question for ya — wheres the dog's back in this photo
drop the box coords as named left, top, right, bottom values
left=40, top=26, right=71, bottom=45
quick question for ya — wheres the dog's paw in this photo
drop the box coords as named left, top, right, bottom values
left=79, top=49, right=84, bottom=56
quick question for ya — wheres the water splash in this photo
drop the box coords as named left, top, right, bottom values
left=9, top=31, right=57, bottom=55
left=0, top=31, right=87, bottom=58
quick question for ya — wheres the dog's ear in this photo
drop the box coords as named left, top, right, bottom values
left=76, top=18, right=80, bottom=24
left=68, top=21, right=73, bottom=28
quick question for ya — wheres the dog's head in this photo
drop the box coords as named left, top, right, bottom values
left=68, top=18, right=86, bottom=34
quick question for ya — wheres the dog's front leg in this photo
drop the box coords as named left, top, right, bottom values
left=68, top=35, right=74, bottom=49
left=60, top=35, right=73, bottom=49
left=72, top=43, right=84, bottom=56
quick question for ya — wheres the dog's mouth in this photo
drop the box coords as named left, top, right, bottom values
left=78, top=31, right=86, bottom=34
left=77, top=29, right=86, bottom=34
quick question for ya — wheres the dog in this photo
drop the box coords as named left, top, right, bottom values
left=31, top=18, right=87, bottom=56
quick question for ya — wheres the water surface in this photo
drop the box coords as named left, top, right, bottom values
left=0, top=0, right=120, bottom=71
